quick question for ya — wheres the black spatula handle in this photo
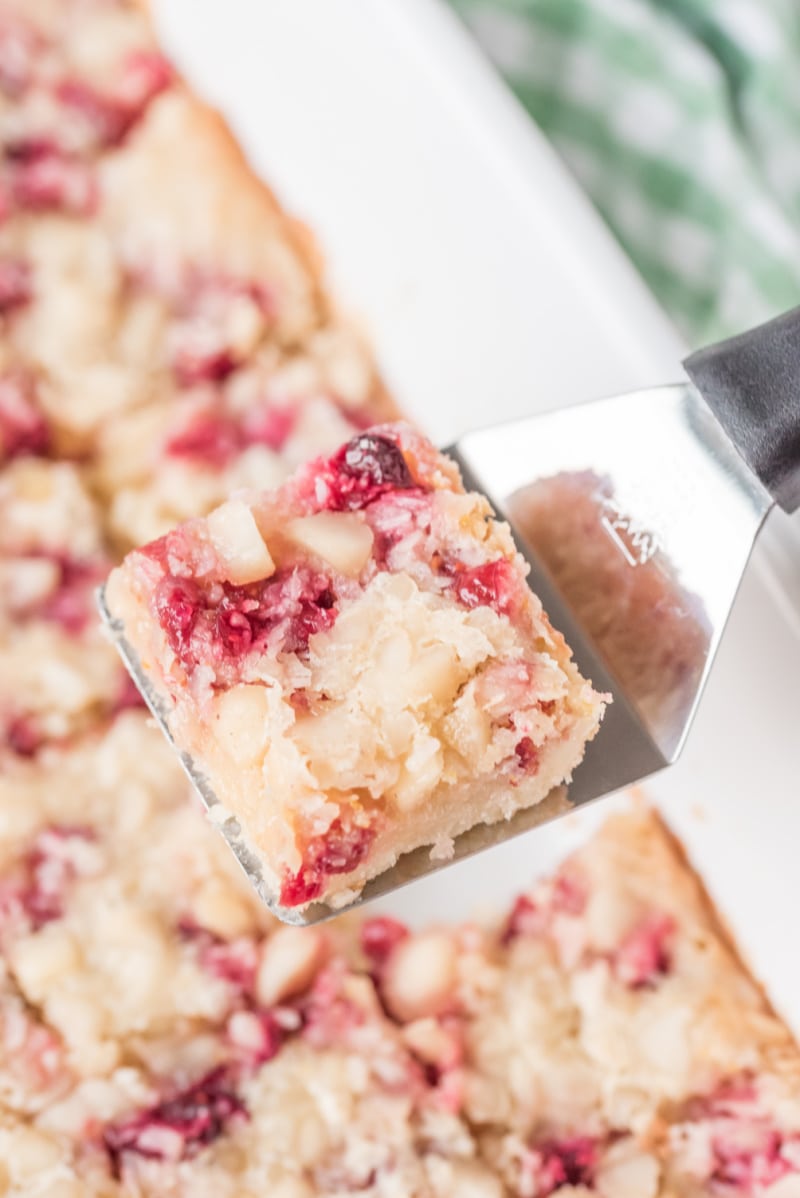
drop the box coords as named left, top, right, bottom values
left=684, top=307, right=800, bottom=513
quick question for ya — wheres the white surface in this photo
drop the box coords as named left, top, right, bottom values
left=156, top=0, right=800, bottom=1029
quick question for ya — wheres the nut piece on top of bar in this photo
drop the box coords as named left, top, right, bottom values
left=104, top=423, right=607, bottom=911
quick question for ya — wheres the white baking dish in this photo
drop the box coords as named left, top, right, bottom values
left=156, top=0, right=800, bottom=1030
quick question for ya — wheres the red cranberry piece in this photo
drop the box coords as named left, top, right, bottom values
left=56, top=79, right=130, bottom=147
left=56, top=52, right=172, bottom=148
left=342, top=433, right=413, bottom=487
left=23, top=858, right=68, bottom=928
left=166, top=403, right=297, bottom=466
left=324, top=433, right=415, bottom=511
left=179, top=921, right=258, bottom=994
left=0, top=257, right=32, bottom=313
left=501, top=894, right=542, bottom=945
left=228, top=1008, right=286, bottom=1067
left=613, top=912, right=674, bottom=989
left=529, top=1136, right=597, bottom=1196
left=240, top=570, right=336, bottom=661
left=4, top=138, right=54, bottom=164
left=115, top=50, right=174, bottom=117
left=164, top=411, right=241, bottom=468
left=281, top=574, right=337, bottom=649
left=242, top=403, right=297, bottom=453
left=280, top=818, right=376, bottom=908
left=711, top=1128, right=795, bottom=1190
left=204, top=939, right=258, bottom=992
left=515, top=736, right=539, bottom=772
left=300, top=963, right=366, bottom=1048
left=0, top=17, right=36, bottom=97
left=501, top=870, right=586, bottom=945
left=242, top=573, right=333, bottom=658
left=36, top=554, right=103, bottom=635
left=428, top=1062, right=466, bottom=1115
left=172, top=345, right=238, bottom=389
left=9, top=143, right=96, bottom=216
left=162, top=272, right=274, bottom=325
left=451, top=558, right=518, bottom=616
left=253, top=1010, right=286, bottom=1064
left=550, top=871, right=587, bottom=916
left=6, top=714, right=43, bottom=758
left=360, top=916, right=409, bottom=965
left=688, top=1076, right=758, bottom=1119
left=0, top=372, right=49, bottom=459
left=0, top=826, right=95, bottom=930
left=8, top=551, right=101, bottom=633
left=366, top=490, right=434, bottom=565
left=167, top=275, right=274, bottom=388
left=155, top=576, right=203, bottom=657
left=138, top=533, right=169, bottom=566
left=279, top=869, right=324, bottom=908
left=176, top=916, right=205, bottom=941
left=180, top=274, right=275, bottom=323
left=103, top=1067, right=246, bottom=1174
left=207, top=591, right=260, bottom=664
left=314, top=819, right=375, bottom=875
left=6, top=714, right=44, bottom=752
left=283, top=585, right=336, bottom=656
left=112, top=673, right=146, bottom=715
left=215, top=606, right=254, bottom=657
left=0, top=19, right=39, bottom=97
left=12, top=1014, right=63, bottom=1091
left=154, top=567, right=338, bottom=675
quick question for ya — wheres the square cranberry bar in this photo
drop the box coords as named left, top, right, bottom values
left=105, top=423, right=607, bottom=910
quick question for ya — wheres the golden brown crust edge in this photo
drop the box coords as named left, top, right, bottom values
left=127, top=0, right=398, bottom=421
left=170, top=95, right=399, bottom=417
left=592, top=804, right=800, bottom=1082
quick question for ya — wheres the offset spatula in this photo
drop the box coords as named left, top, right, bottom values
left=450, top=307, right=799, bottom=793
left=99, top=306, right=800, bottom=923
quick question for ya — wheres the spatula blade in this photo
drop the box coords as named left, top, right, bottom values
left=449, top=382, right=771, bottom=762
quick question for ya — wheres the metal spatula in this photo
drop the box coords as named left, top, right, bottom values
left=99, top=306, right=800, bottom=924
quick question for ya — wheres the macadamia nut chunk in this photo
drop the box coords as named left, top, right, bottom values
left=105, top=423, right=606, bottom=910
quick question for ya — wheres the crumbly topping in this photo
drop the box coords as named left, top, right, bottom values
left=108, top=425, right=604, bottom=906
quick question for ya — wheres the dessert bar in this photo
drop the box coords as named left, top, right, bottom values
left=106, top=423, right=606, bottom=910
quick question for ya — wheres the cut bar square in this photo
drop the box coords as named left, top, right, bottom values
left=105, top=423, right=607, bottom=910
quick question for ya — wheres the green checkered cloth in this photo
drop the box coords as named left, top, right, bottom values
left=450, top=0, right=800, bottom=345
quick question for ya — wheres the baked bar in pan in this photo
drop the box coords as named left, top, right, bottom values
left=105, top=423, right=606, bottom=910
left=472, top=810, right=800, bottom=1196
left=1, top=765, right=797, bottom=1195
